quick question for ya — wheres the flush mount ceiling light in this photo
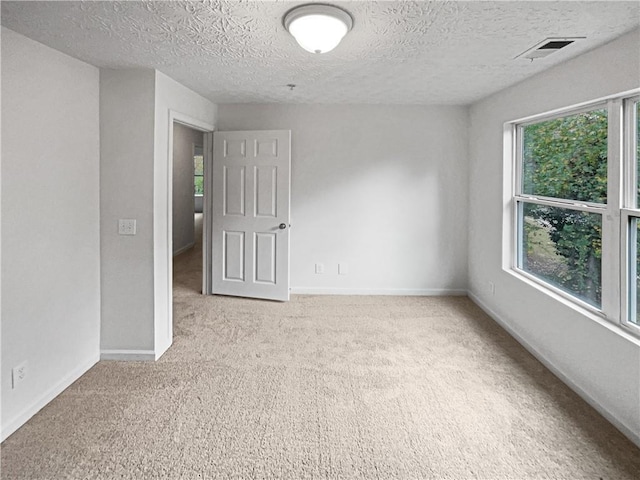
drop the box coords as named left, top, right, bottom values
left=284, top=4, right=353, bottom=54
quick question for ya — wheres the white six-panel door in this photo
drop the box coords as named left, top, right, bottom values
left=212, top=130, right=291, bottom=301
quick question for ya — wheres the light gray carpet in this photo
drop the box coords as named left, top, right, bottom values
left=2, top=215, right=639, bottom=479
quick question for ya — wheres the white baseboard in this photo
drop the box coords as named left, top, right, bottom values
left=468, top=291, right=640, bottom=449
left=1, top=353, right=99, bottom=442
left=290, top=287, right=467, bottom=296
left=173, top=241, right=195, bottom=257
left=100, top=349, right=156, bottom=361
left=154, top=338, right=172, bottom=361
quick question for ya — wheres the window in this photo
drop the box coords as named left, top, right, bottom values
left=509, top=91, right=640, bottom=336
left=517, top=108, right=607, bottom=308
left=194, top=145, right=204, bottom=196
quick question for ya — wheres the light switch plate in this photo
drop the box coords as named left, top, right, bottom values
left=118, top=219, right=137, bottom=235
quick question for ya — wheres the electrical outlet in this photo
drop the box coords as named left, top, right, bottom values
left=338, top=263, right=349, bottom=275
left=488, top=281, right=495, bottom=295
left=118, top=219, right=137, bottom=235
left=12, top=361, right=27, bottom=389
left=315, top=263, right=325, bottom=274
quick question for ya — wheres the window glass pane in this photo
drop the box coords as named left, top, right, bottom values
left=194, top=176, right=204, bottom=195
left=629, top=217, right=640, bottom=325
left=636, top=102, right=640, bottom=207
left=520, top=202, right=602, bottom=307
left=194, top=155, right=204, bottom=176
left=522, top=108, right=608, bottom=204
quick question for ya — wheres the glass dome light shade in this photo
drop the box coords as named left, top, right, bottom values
left=284, top=5, right=353, bottom=54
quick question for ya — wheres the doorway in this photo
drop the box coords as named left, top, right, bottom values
left=167, top=112, right=214, bottom=346
left=172, top=124, right=203, bottom=258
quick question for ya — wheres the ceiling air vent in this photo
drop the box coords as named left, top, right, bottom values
left=516, top=37, right=585, bottom=60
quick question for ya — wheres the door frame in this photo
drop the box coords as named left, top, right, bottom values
left=167, top=110, right=214, bottom=339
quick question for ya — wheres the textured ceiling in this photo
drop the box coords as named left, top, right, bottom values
left=2, top=1, right=639, bottom=105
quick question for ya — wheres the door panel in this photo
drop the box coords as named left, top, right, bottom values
left=255, top=233, right=277, bottom=284
left=223, top=166, right=246, bottom=216
left=255, top=166, right=278, bottom=218
left=223, top=231, right=245, bottom=281
left=212, top=130, right=291, bottom=301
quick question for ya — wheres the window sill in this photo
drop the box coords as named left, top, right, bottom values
left=505, top=267, right=640, bottom=346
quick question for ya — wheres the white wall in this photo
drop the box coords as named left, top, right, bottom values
left=468, top=28, right=640, bottom=445
left=99, top=70, right=216, bottom=360
left=172, top=124, right=203, bottom=255
left=154, top=72, right=216, bottom=356
left=1, top=28, right=101, bottom=440
left=217, top=105, right=469, bottom=294
left=100, top=69, right=157, bottom=357
left=195, top=195, right=204, bottom=213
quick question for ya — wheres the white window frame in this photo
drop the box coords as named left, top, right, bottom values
left=504, top=89, right=640, bottom=338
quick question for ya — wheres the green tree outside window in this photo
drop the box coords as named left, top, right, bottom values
left=520, top=109, right=607, bottom=307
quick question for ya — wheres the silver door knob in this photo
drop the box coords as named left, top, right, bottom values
left=279, top=223, right=287, bottom=230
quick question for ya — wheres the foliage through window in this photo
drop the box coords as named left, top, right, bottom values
left=194, top=145, right=204, bottom=195
left=511, top=92, right=640, bottom=335
left=520, top=204, right=602, bottom=306
left=517, top=108, right=607, bottom=308
left=522, top=109, right=608, bottom=203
